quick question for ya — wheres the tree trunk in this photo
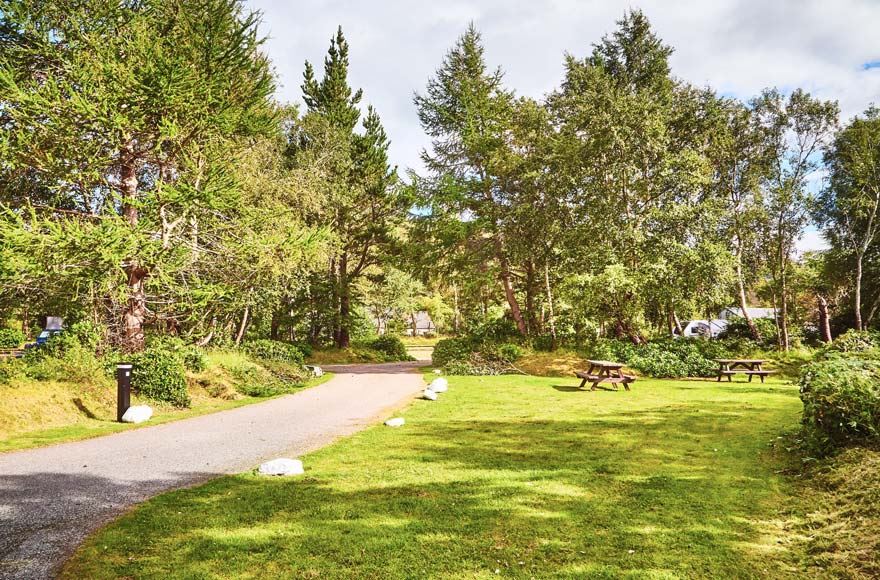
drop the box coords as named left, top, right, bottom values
left=672, top=310, right=683, bottom=335
left=234, top=305, right=249, bottom=346
left=866, top=291, right=880, bottom=328
left=270, top=312, right=280, bottom=340
left=544, top=262, right=557, bottom=349
left=336, top=253, right=350, bottom=348
left=735, top=258, right=761, bottom=341
left=854, top=253, right=864, bottom=331
left=779, top=270, right=790, bottom=351
left=120, top=155, right=147, bottom=352
left=452, top=283, right=461, bottom=335
left=770, top=290, right=782, bottom=350
left=818, top=295, right=832, bottom=343
left=495, top=237, right=527, bottom=335
left=524, top=260, right=539, bottom=334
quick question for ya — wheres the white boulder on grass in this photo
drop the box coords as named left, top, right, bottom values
left=258, top=458, right=304, bottom=476
left=121, top=405, right=153, bottom=424
left=422, top=389, right=438, bottom=401
left=428, top=378, right=448, bottom=393
left=433, top=369, right=442, bottom=374
left=384, top=417, right=405, bottom=427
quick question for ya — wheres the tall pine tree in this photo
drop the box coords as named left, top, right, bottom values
left=292, top=27, right=402, bottom=347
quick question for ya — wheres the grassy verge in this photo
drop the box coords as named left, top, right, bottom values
left=789, top=446, right=880, bottom=577
left=64, top=373, right=811, bottom=578
left=399, top=335, right=444, bottom=346
left=0, top=352, right=333, bottom=454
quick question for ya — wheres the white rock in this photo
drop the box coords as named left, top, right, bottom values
left=258, top=458, right=304, bottom=476
left=121, top=405, right=153, bottom=424
left=422, top=389, right=438, bottom=401
left=384, top=417, right=405, bottom=427
left=433, top=369, right=442, bottom=374
left=305, top=365, right=324, bottom=377
left=428, top=378, right=448, bottom=393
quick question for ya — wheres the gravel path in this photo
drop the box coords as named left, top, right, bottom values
left=0, top=361, right=424, bottom=580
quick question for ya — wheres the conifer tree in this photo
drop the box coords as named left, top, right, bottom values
left=0, top=0, right=276, bottom=350
left=292, top=27, right=402, bottom=347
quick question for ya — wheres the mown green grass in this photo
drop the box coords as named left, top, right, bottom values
left=63, top=374, right=807, bottom=579
left=0, top=372, right=333, bottom=454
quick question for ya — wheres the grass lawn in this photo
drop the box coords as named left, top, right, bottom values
left=63, top=374, right=806, bottom=579
left=0, top=371, right=334, bottom=454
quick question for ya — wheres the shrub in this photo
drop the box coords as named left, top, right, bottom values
left=0, top=359, right=25, bottom=384
left=241, top=339, right=304, bottom=365
left=129, top=348, right=191, bottom=408
left=799, top=358, right=880, bottom=452
left=432, top=338, right=473, bottom=367
left=630, top=349, right=691, bottom=378
left=227, top=362, right=295, bottom=397
left=585, top=337, right=736, bottom=378
left=587, top=338, right=640, bottom=364
left=293, top=341, right=314, bottom=358
left=143, top=335, right=208, bottom=372
left=22, top=324, right=107, bottom=383
left=366, top=335, right=409, bottom=361
left=182, top=348, right=208, bottom=373
left=432, top=338, right=521, bottom=375
left=0, top=328, right=25, bottom=348
left=823, top=329, right=880, bottom=357
left=495, top=343, right=524, bottom=363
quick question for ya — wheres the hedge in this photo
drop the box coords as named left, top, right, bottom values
left=799, top=358, right=880, bottom=452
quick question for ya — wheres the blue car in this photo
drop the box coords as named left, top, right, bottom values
left=25, top=329, right=63, bottom=350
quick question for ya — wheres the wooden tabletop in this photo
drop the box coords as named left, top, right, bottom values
left=714, top=359, right=767, bottom=364
left=587, top=360, right=625, bottom=368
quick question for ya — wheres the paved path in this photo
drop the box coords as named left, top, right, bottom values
left=0, top=361, right=424, bottom=580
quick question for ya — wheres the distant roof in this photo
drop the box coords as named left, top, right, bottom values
left=719, top=307, right=777, bottom=320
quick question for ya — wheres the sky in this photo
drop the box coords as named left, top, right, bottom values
left=247, top=0, right=880, bottom=251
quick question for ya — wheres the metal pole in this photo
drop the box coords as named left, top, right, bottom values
left=116, top=363, right=132, bottom=422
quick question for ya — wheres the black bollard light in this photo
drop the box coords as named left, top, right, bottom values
left=116, top=363, right=133, bottom=422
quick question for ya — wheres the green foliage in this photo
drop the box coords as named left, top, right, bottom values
left=0, top=328, right=25, bottom=348
left=130, top=349, right=191, bottom=408
left=432, top=338, right=474, bottom=367
left=19, top=321, right=108, bottom=382
left=719, top=316, right=778, bottom=347
left=183, top=349, right=208, bottom=373
left=432, top=337, right=522, bottom=375
left=241, top=339, right=305, bottom=365
left=587, top=338, right=738, bottom=378
left=0, top=359, right=25, bottom=384
left=822, top=329, right=880, bottom=356
left=365, top=335, right=409, bottom=361
left=799, top=358, right=880, bottom=452
left=496, top=343, right=524, bottom=363
left=144, top=335, right=208, bottom=372
left=226, top=362, right=304, bottom=398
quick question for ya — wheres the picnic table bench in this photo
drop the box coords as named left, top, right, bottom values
left=715, top=359, right=773, bottom=383
left=0, top=348, right=24, bottom=360
left=575, top=360, right=636, bottom=391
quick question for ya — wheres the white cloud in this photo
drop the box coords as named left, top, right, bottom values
left=248, top=0, right=880, bottom=174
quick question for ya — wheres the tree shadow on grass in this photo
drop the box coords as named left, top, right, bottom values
left=60, top=401, right=803, bottom=579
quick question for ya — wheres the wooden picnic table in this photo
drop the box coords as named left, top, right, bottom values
left=0, top=348, right=24, bottom=360
left=575, top=360, right=636, bottom=391
left=715, top=358, right=772, bottom=383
